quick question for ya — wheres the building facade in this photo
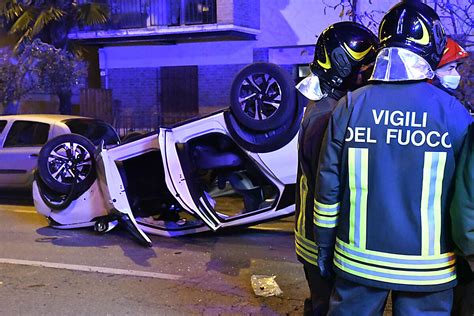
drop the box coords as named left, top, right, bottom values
left=71, top=0, right=472, bottom=128
left=71, top=0, right=343, bottom=127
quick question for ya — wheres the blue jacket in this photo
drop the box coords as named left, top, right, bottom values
left=314, top=82, right=472, bottom=292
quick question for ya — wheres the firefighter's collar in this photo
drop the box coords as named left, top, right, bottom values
left=370, top=47, right=435, bottom=82
left=296, top=73, right=327, bottom=101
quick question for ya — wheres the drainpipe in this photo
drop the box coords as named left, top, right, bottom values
left=99, top=48, right=109, bottom=89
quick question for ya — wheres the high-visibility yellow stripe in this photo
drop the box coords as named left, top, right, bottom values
left=334, top=252, right=454, bottom=277
left=349, top=148, right=357, bottom=245
left=295, top=231, right=319, bottom=267
left=434, top=152, right=446, bottom=255
left=360, top=148, right=368, bottom=249
left=334, top=254, right=456, bottom=286
left=314, top=204, right=340, bottom=216
left=314, top=200, right=340, bottom=209
left=337, top=237, right=454, bottom=261
left=297, top=174, right=308, bottom=236
left=295, top=229, right=318, bottom=249
left=421, top=152, right=446, bottom=256
left=421, top=152, right=432, bottom=256
left=314, top=218, right=338, bottom=228
left=348, top=147, right=368, bottom=249
left=336, top=241, right=455, bottom=270
left=296, top=242, right=318, bottom=266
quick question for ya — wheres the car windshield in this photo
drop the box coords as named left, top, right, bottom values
left=64, top=119, right=120, bottom=146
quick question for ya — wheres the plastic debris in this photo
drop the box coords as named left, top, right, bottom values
left=250, top=275, right=283, bottom=297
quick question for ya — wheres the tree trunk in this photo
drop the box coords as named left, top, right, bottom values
left=352, top=0, right=358, bottom=22
left=58, top=91, right=72, bottom=114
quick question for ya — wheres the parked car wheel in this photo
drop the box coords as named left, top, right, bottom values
left=38, top=134, right=96, bottom=194
left=230, top=62, right=296, bottom=131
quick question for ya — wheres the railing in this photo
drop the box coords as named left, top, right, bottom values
left=77, top=0, right=216, bottom=30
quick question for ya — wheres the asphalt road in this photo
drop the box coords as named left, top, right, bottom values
left=0, top=200, right=308, bottom=315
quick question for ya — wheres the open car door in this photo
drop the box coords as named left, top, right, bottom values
left=160, top=126, right=222, bottom=231
left=159, top=113, right=292, bottom=231
left=95, top=144, right=153, bottom=246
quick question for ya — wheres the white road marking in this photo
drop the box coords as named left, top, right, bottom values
left=0, top=258, right=182, bottom=281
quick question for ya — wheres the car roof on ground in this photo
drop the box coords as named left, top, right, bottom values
left=0, top=114, right=99, bottom=125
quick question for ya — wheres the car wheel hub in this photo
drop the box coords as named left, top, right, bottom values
left=47, top=141, right=93, bottom=185
left=239, top=73, right=282, bottom=121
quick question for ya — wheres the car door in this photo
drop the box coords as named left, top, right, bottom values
left=94, top=145, right=152, bottom=246
left=0, top=120, right=50, bottom=189
left=159, top=120, right=222, bottom=231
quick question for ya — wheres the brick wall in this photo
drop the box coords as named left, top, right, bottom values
left=216, top=0, right=260, bottom=29
left=253, top=47, right=269, bottom=62
left=106, top=68, right=160, bottom=131
left=234, top=0, right=260, bottom=29
left=198, top=64, right=247, bottom=111
left=106, top=63, right=296, bottom=127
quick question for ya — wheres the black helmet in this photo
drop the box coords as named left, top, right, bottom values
left=310, top=21, right=378, bottom=89
left=378, top=0, right=446, bottom=69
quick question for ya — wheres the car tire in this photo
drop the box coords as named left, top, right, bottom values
left=230, top=62, right=296, bottom=131
left=38, top=134, right=96, bottom=194
left=224, top=93, right=303, bottom=153
left=34, top=170, right=77, bottom=211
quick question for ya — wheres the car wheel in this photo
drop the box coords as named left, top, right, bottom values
left=230, top=62, right=296, bottom=131
left=224, top=90, right=304, bottom=153
left=34, top=170, right=76, bottom=211
left=38, top=134, right=96, bottom=194
left=94, top=219, right=109, bottom=234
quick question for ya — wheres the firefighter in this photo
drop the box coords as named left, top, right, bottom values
left=450, top=123, right=474, bottom=316
left=433, top=37, right=470, bottom=94
left=313, top=1, right=472, bottom=314
left=294, top=21, right=378, bottom=315
left=439, top=39, right=473, bottom=316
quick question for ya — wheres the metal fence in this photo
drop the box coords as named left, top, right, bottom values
left=113, top=110, right=199, bottom=138
left=77, top=0, right=216, bottom=29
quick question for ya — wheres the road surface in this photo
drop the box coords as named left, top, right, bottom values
left=0, top=201, right=308, bottom=315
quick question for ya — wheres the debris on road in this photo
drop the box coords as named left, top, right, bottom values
left=250, top=275, right=283, bottom=297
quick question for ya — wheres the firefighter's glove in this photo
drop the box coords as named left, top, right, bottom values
left=317, top=246, right=334, bottom=279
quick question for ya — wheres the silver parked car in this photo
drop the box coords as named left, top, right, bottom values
left=0, top=114, right=120, bottom=191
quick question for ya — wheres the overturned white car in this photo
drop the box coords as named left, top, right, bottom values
left=33, top=63, right=304, bottom=246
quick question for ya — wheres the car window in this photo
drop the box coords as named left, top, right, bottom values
left=64, top=119, right=120, bottom=146
left=4, top=121, right=50, bottom=147
left=0, top=120, right=7, bottom=134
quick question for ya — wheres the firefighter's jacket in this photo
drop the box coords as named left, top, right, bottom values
left=295, top=92, right=343, bottom=266
left=314, top=82, right=472, bottom=291
left=450, top=123, right=474, bottom=258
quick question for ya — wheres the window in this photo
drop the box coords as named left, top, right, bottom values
left=4, top=121, right=50, bottom=147
left=0, top=120, right=7, bottom=134
left=64, top=119, right=120, bottom=146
